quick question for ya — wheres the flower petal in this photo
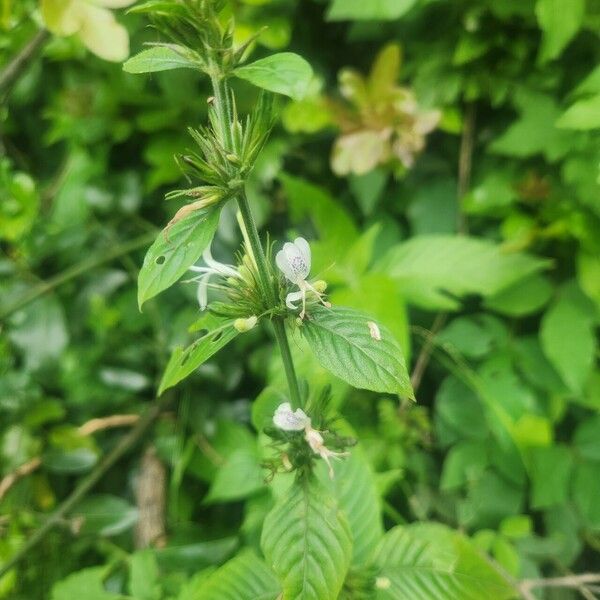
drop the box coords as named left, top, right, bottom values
left=41, top=0, right=81, bottom=35
left=293, top=237, right=311, bottom=274
left=77, top=4, right=130, bottom=62
left=276, top=249, right=295, bottom=282
left=273, top=402, right=310, bottom=431
left=87, top=0, right=136, bottom=7
left=197, top=274, right=210, bottom=310
left=285, top=290, right=304, bottom=310
left=282, top=241, right=310, bottom=282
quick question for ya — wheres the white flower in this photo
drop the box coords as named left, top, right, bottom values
left=275, top=237, right=330, bottom=319
left=273, top=402, right=310, bottom=431
left=188, top=246, right=239, bottom=310
left=272, top=402, right=349, bottom=478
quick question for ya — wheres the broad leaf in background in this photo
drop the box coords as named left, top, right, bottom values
left=159, top=316, right=239, bottom=394
left=327, top=0, right=417, bottom=21
left=124, top=46, right=200, bottom=74
left=138, top=207, right=220, bottom=308
left=377, top=235, right=548, bottom=311
left=373, top=523, right=514, bottom=599
left=233, top=53, right=313, bottom=100
left=319, top=442, right=384, bottom=565
left=194, top=551, right=280, bottom=600
left=535, top=0, right=585, bottom=63
left=262, top=477, right=352, bottom=600
left=51, top=567, right=118, bottom=600
left=302, top=305, right=413, bottom=398
left=129, top=550, right=161, bottom=600
left=540, top=281, right=598, bottom=395
left=205, top=448, right=264, bottom=503
left=72, top=494, right=139, bottom=537
left=557, top=95, right=600, bottom=130
left=279, top=173, right=358, bottom=273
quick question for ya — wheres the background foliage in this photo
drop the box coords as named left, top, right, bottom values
left=1, top=0, right=599, bottom=598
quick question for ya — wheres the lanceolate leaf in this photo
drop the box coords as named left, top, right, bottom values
left=261, top=477, right=352, bottom=600
left=374, top=524, right=514, bottom=599
left=328, top=0, right=417, bottom=21
left=377, top=235, right=549, bottom=311
left=193, top=550, right=280, bottom=600
left=159, top=317, right=239, bottom=394
left=302, top=305, right=413, bottom=398
left=233, top=53, right=313, bottom=101
left=123, top=46, right=200, bottom=74
left=138, top=206, right=220, bottom=309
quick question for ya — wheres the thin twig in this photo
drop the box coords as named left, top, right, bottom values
left=457, top=102, right=476, bottom=234
left=0, top=414, right=142, bottom=500
left=408, top=104, right=477, bottom=393
left=0, top=29, right=50, bottom=97
left=410, top=313, right=447, bottom=392
left=0, top=395, right=172, bottom=579
left=0, top=231, right=156, bottom=321
left=520, top=574, right=600, bottom=595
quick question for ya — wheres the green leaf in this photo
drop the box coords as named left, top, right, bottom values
left=302, top=305, right=413, bottom=398
left=377, top=235, right=548, bottom=311
left=540, top=282, right=598, bottom=395
left=193, top=550, right=280, bottom=600
left=233, top=53, right=313, bottom=101
left=573, top=462, right=600, bottom=528
left=327, top=0, right=417, bottom=21
left=440, top=441, right=488, bottom=491
left=138, top=206, right=220, bottom=309
left=557, top=95, right=600, bottom=130
left=205, top=448, right=264, bottom=503
left=536, top=0, right=585, bottom=63
left=123, top=46, right=199, bottom=74
left=484, top=273, right=553, bottom=316
left=373, top=523, right=514, bottom=599
left=262, top=477, right=352, bottom=600
left=129, top=550, right=161, bottom=600
left=529, top=445, right=573, bottom=509
left=319, top=430, right=383, bottom=565
left=72, top=495, right=138, bottom=537
left=52, top=567, right=117, bottom=600
left=574, top=416, right=600, bottom=461
left=159, top=317, right=239, bottom=394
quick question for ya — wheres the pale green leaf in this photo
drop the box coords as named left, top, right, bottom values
left=72, top=494, right=138, bottom=537
left=302, top=305, right=413, bottom=398
left=205, top=448, right=264, bottom=503
left=320, top=446, right=384, bottom=565
left=536, top=0, right=585, bottom=63
left=233, top=53, right=313, bottom=100
left=159, top=317, right=239, bottom=394
left=193, top=550, right=280, bottom=600
left=377, top=235, right=548, bottom=311
left=540, top=282, right=598, bottom=395
left=374, top=523, right=514, bottom=599
left=484, top=273, right=553, bottom=316
left=51, top=567, right=117, bottom=600
left=138, top=206, right=220, bottom=308
left=261, top=477, right=352, bottom=600
left=124, top=46, right=199, bottom=74
left=328, top=0, right=417, bottom=21
left=529, top=445, right=573, bottom=509
left=557, top=94, right=600, bottom=130
left=129, top=550, right=161, bottom=600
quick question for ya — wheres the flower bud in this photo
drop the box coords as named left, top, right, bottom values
left=234, top=315, right=258, bottom=332
left=313, top=280, right=327, bottom=293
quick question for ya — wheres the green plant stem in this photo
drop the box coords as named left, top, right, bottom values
left=0, top=393, right=172, bottom=580
left=209, top=73, right=302, bottom=409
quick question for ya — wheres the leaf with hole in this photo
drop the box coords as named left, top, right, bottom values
left=302, top=305, right=413, bottom=398
left=261, top=477, right=352, bottom=600
left=138, top=206, right=220, bottom=309
left=233, top=53, right=313, bottom=101
left=159, top=317, right=239, bottom=394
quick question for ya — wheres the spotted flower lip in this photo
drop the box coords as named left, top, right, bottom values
left=275, top=237, right=330, bottom=319
left=272, top=402, right=349, bottom=478
left=188, top=246, right=239, bottom=310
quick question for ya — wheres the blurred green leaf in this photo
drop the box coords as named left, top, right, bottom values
left=327, top=0, right=417, bottom=21
left=536, top=0, right=585, bottom=63
left=124, top=46, right=199, bottom=74
left=234, top=53, right=313, bottom=100
left=72, top=494, right=139, bottom=536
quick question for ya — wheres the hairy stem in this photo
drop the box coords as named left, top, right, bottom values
left=209, top=74, right=302, bottom=408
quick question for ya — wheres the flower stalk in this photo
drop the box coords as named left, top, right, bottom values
left=209, top=74, right=303, bottom=409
